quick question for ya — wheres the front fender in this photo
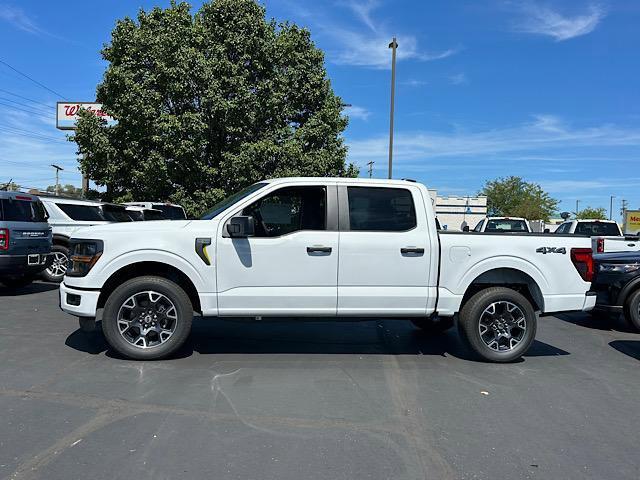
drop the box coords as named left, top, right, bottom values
left=91, top=249, right=209, bottom=292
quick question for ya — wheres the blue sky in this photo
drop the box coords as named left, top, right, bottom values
left=1, top=1, right=639, bottom=218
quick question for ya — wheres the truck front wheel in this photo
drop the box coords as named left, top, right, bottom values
left=102, top=276, right=193, bottom=360
left=623, top=289, right=640, bottom=332
left=458, top=287, right=536, bottom=363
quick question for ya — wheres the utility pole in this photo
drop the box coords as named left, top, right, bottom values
left=387, top=37, right=398, bottom=180
left=621, top=199, right=628, bottom=217
left=575, top=199, right=580, bottom=218
left=51, top=164, right=64, bottom=196
left=609, top=195, right=616, bottom=220
left=367, top=161, right=374, bottom=178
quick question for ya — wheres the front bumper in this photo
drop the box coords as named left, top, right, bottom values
left=59, top=282, right=100, bottom=317
left=0, top=253, right=52, bottom=275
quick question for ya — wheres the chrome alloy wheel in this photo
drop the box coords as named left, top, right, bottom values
left=478, top=301, right=527, bottom=352
left=47, top=251, right=68, bottom=278
left=116, top=291, right=178, bottom=349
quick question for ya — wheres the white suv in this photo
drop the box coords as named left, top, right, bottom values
left=39, top=197, right=131, bottom=282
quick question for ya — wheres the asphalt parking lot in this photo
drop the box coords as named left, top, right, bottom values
left=1, top=283, right=639, bottom=480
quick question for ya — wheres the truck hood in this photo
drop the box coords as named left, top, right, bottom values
left=72, top=220, right=193, bottom=238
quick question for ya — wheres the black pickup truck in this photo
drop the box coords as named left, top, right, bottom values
left=0, top=191, right=52, bottom=288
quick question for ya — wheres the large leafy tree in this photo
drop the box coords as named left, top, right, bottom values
left=73, top=0, right=357, bottom=217
left=576, top=206, right=607, bottom=220
left=480, top=176, right=559, bottom=221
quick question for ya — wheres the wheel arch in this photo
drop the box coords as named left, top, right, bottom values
left=52, top=234, right=70, bottom=246
left=461, top=268, right=545, bottom=312
left=97, top=261, right=202, bottom=314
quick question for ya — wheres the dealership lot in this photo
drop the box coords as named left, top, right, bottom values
left=1, top=284, right=639, bottom=480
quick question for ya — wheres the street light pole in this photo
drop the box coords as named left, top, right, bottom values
left=575, top=199, right=580, bottom=217
left=51, top=164, right=64, bottom=196
left=610, top=195, right=615, bottom=220
left=388, top=37, right=398, bottom=180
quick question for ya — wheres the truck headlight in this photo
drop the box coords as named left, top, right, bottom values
left=598, top=263, right=640, bottom=274
left=66, top=240, right=103, bottom=277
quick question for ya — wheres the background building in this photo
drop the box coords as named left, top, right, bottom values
left=428, top=190, right=487, bottom=231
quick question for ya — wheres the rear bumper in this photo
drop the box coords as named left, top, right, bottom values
left=59, top=282, right=100, bottom=317
left=0, top=253, right=52, bottom=275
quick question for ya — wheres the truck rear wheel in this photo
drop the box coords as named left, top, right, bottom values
left=458, top=287, right=536, bottom=363
left=623, top=289, right=640, bottom=332
left=102, top=276, right=193, bottom=360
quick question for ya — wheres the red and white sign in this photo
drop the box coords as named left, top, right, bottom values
left=56, top=102, right=115, bottom=130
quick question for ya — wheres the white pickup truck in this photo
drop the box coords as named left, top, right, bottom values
left=553, top=219, right=639, bottom=254
left=60, top=178, right=596, bottom=362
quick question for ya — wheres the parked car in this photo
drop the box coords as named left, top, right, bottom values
left=553, top=218, right=639, bottom=254
left=39, top=197, right=132, bottom=282
left=471, top=217, right=531, bottom=233
left=591, top=251, right=640, bottom=331
left=60, top=177, right=596, bottom=363
left=0, top=191, right=52, bottom=288
left=125, top=206, right=166, bottom=221
left=124, top=202, right=187, bottom=220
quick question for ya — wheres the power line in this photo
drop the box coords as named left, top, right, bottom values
left=0, top=88, right=55, bottom=110
left=0, top=127, right=67, bottom=144
left=0, top=96, right=53, bottom=116
left=0, top=100, right=52, bottom=117
left=0, top=58, right=68, bottom=101
left=0, top=124, right=67, bottom=142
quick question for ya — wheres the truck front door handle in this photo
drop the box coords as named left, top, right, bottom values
left=401, top=247, right=425, bottom=255
left=307, top=246, right=332, bottom=254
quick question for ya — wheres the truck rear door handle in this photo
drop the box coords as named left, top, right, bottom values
left=401, top=247, right=425, bottom=255
left=307, top=246, right=332, bottom=254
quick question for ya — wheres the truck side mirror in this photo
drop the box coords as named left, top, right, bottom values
left=226, top=216, right=255, bottom=238
left=462, top=225, right=470, bottom=232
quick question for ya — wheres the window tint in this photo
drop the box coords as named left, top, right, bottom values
left=153, top=204, right=186, bottom=220
left=554, top=223, right=568, bottom=234
left=242, top=186, right=326, bottom=237
left=201, top=183, right=267, bottom=220
left=58, top=203, right=105, bottom=221
left=347, top=187, right=416, bottom=231
left=102, top=205, right=133, bottom=222
left=0, top=199, right=47, bottom=222
left=485, top=219, right=528, bottom=232
left=575, top=222, right=621, bottom=236
left=473, top=220, right=484, bottom=232
left=144, top=209, right=165, bottom=221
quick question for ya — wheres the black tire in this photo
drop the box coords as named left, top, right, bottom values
left=102, top=276, right=193, bottom=360
left=623, top=289, right=640, bottom=332
left=458, top=287, right=537, bottom=363
left=0, top=275, right=35, bottom=289
left=41, top=244, right=69, bottom=283
left=411, top=316, right=454, bottom=334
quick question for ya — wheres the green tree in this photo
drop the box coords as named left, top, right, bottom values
left=73, top=0, right=357, bottom=217
left=480, top=176, right=559, bottom=221
left=576, top=206, right=607, bottom=220
left=46, top=184, right=83, bottom=197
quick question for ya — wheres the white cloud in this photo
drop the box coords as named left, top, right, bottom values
left=315, top=1, right=459, bottom=68
left=343, top=105, right=371, bottom=121
left=347, top=115, right=640, bottom=164
left=0, top=4, right=47, bottom=36
left=400, top=79, right=428, bottom=87
left=449, top=73, right=467, bottom=85
left=513, top=2, right=606, bottom=41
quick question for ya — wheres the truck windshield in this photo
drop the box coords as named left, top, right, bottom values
left=575, top=222, right=621, bottom=236
left=200, top=183, right=268, bottom=220
left=485, top=219, right=529, bottom=232
left=152, top=204, right=186, bottom=220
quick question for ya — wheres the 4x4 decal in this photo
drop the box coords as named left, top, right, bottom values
left=536, top=247, right=566, bottom=254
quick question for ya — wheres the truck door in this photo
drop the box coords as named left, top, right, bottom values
left=216, top=184, right=339, bottom=316
left=337, top=185, right=433, bottom=315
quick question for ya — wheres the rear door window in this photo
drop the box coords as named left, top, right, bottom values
left=57, top=204, right=105, bottom=221
left=347, top=187, right=416, bottom=231
left=0, top=198, right=47, bottom=222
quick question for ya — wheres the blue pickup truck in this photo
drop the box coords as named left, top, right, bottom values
left=0, top=191, right=52, bottom=288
